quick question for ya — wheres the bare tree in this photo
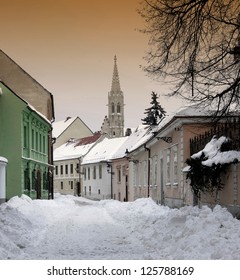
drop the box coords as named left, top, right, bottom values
left=138, top=0, right=240, bottom=121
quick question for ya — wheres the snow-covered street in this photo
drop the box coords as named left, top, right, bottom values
left=1, top=194, right=240, bottom=260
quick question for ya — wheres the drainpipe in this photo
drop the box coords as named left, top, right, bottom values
left=144, top=144, right=151, bottom=197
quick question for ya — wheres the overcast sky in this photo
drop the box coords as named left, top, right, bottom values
left=0, top=0, right=183, bottom=132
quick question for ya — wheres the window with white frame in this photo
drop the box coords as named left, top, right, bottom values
left=166, top=148, right=171, bottom=184
left=143, top=160, right=147, bottom=186
left=173, top=145, right=178, bottom=184
left=149, top=158, right=152, bottom=186
left=154, top=156, right=158, bottom=186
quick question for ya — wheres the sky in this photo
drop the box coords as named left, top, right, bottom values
left=0, top=0, right=183, bottom=132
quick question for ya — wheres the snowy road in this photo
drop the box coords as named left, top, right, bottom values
left=25, top=198, right=145, bottom=259
left=1, top=194, right=240, bottom=259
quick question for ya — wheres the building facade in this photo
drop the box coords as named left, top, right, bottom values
left=53, top=133, right=102, bottom=196
left=0, top=82, right=52, bottom=200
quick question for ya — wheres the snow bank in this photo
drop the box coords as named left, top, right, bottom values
left=0, top=195, right=240, bottom=260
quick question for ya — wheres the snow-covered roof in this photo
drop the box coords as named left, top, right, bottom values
left=174, top=105, right=211, bottom=117
left=112, top=125, right=152, bottom=159
left=54, top=133, right=101, bottom=161
left=52, top=117, right=77, bottom=138
left=82, top=136, right=128, bottom=165
left=112, top=106, right=213, bottom=158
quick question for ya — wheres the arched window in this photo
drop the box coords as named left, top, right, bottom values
left=117, top=103, right=121, bottom=113
left=111, top=103, right=115, bottom=113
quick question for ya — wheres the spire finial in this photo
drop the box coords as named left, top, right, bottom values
left=111, top=55, right=121, bottom=92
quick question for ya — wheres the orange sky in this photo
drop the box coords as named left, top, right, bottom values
left=0, top=0, right=182, bottom=131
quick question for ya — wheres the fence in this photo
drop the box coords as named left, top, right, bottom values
left=190, top=117, right=240, bottom=155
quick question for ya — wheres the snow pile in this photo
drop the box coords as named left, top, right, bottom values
left=192, top=136, right=240, bottom=166
left=0, top=195, right=240, bottom=260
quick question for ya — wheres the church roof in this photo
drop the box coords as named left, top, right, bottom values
left=110, top=55, right=122, bottom=93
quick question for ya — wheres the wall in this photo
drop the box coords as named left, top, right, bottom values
left=112, top=158, right=129, bottom=201
left=82, top=163, right=111, bottom=200
left=21, top=107, right=51, bottom=199
left=54, top=159, right=80, bottom=196
left=0, top=83, right=25, bottom=199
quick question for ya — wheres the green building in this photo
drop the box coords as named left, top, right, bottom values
left=0, top=82, right=52, bottom=200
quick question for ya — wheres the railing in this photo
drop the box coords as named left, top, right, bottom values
left=190, top=117, right=240, bottom=155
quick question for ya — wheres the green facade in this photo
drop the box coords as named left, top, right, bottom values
left=0, top=82, right=51, bottom=200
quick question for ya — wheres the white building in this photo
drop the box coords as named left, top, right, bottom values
left=81, top=136, right=128, bottom=200
left=53, top=133, right=101, bottom=196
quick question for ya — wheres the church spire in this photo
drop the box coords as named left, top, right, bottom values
left=111, top=55, right=121, bottom=92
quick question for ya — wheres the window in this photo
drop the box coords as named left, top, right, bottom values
left=133, top=163, right=138, bottom=187
left=117, top=167, right=121, bottom=183
left=117, top=103, right=121, bottom=113
left=70, top=164, right=73, bottom=174
left=32, top=129, right=35, bottom=149
left=61, top=181, right=63, bottom=190
left=89, top=186, right=91, bottom=196
left=76, top=163, right=79, bottom=173
left=55, top=166, right=58, bottom=176
left=93, top=166, right=96, bottom=179
left=60, top=165, right=63, bottom=175
left=154, top=157, right=158, bottom=186
left=149, top=158, right=152, bottom=186
left=83, top=168, right=86, bottom=180
left=112, top=103, right=115, bottom=113
left=65, top=165, right=68, bottom=175
left=84, top=186, right=87, bottom=195
left=36, top=132, right=39, bottom=150
left=98, top=189, right=101, bottom=195
left=70, top=181, right=73, bottom=189
left=143, top=161, right=147, bottom=186
left=173, top=145, right=178, bottom=184
left=88, top=167, right=90, bottom=180
left=99, top=165, right=102, bottom=179
left=43, top=135, right=46, bottom=154
left=40, top=134, right=42, bottom=153
left=23, top=125, right=28, bottom=148
left=166, top=149, right=171, bottom=184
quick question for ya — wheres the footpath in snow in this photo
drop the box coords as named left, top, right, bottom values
left=0, top=194, right=240, bottom=260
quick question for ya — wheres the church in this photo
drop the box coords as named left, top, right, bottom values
left=101, top=55, right=126, bottom=137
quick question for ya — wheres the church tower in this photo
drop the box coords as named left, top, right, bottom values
left=106, top=55, right=124, bottom=137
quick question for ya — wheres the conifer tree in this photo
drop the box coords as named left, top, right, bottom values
left=142, top=91, right=166, bottom=125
